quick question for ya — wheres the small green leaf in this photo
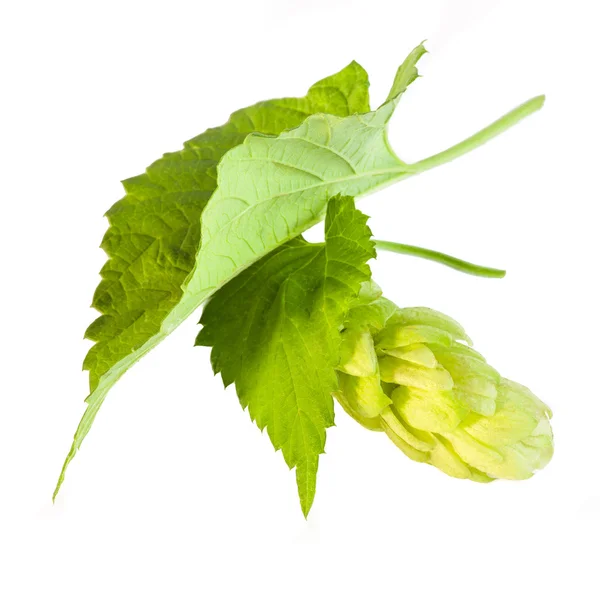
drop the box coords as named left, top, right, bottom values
left=196, top=196, right=375, bottom=516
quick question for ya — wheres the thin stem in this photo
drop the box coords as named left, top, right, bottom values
left=410, top=95, right=545, bottom=173
left=374, top=240, right=506, bottom=278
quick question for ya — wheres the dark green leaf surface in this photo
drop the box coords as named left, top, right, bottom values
left=55, top=63, right=370, bottom=498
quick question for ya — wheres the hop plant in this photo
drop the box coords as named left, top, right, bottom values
left=335, top=284, right=553, bottom=482
left=53, top=43, right=550, bottom=515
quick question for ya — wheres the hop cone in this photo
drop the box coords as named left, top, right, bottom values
left=335, top=283, right=553, bottom=482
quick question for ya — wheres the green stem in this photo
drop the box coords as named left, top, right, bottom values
left=410, top=95, right=545, bottom=173
left=374, top=240, right=506, bottom=278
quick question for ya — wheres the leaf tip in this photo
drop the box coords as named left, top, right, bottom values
left=300, top=495, right=314, bottom=519
left=52, top=476, right=63, bottom=503
left=53, top=441, right=78, bottom=503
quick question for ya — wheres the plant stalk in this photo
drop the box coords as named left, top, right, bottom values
left=374, top=240, right=506, bottom=278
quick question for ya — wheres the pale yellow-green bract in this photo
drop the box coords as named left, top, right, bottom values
left=336, top=285, right=554, bottom=482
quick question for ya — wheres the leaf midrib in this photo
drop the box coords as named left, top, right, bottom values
left=202, top=165, right=410, bottom=251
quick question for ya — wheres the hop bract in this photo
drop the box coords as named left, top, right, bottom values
left=336, top=286, right=553, bottom=482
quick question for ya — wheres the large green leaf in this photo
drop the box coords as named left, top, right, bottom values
left=192, top=44, right=427, bottom=297
left=196, top=196, right=375, bottom=516
left=191, top=44, right=545, bottom=299
left=55, top=62, right=370, bottom=497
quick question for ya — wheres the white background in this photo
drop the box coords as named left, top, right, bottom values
left=1, top=0, right=599, bottom=598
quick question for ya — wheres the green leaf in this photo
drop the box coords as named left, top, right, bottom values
left=191, top=44, right=428, bottom=299
left=191, top=44, right=544, bottom=301
left=54, top=61, right=371, bottom=498
left=196, top=196, right=375, bottom=516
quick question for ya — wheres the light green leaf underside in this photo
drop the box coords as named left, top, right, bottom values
left=54, top=61, right=371, bottom=498
left=196, top=196, right=375, bottom=516
left=192, top=44, right=427, bottom=298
